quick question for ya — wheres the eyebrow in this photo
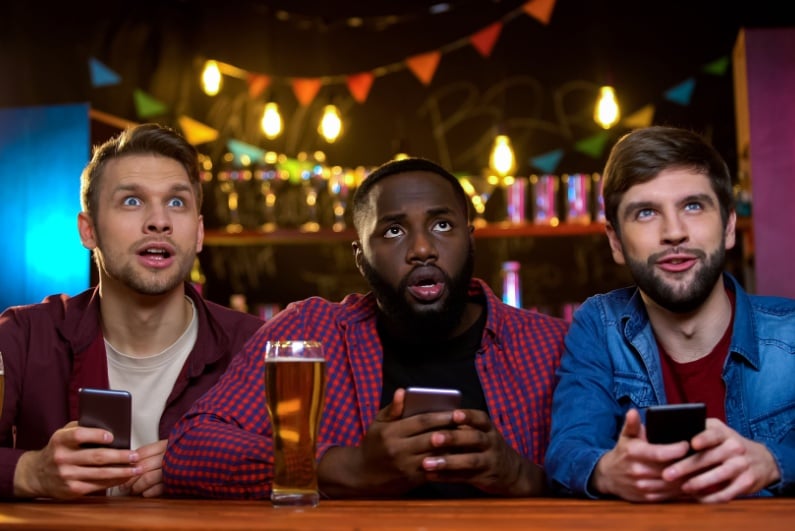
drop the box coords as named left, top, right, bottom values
left=111, top=183, right=194, bottom=196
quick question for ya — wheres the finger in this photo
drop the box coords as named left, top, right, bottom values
left=129, top=469, right=163, bottom=496
left=451, top=409, right=490, bottom=430
left=77, top=447, right=140, bottom=467
left=134, top=440, right=167, bottom=460
left=621, top=409, right=643, bottom=439
left=375, top=388, right=407, bottom=422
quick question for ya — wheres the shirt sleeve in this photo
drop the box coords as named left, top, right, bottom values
left=544, top=298, right=624, bottom=498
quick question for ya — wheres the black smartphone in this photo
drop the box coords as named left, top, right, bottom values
left=78, top=388, right=132, bottom=450
left=645, top=403, right=706, bottom=449
left=402, top=387, right=462, bottom=418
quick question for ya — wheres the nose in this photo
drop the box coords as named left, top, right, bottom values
left=144, top=204, right=172, bottom=234
left=407, top=230, right=438, bottom=264
left=661, top=212, right=688, bottom=246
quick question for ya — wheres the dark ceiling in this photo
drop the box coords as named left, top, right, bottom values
left=2, top=0, right=794, bottom=175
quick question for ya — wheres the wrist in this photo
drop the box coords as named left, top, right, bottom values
left=13, top=451, right=42, bottom=498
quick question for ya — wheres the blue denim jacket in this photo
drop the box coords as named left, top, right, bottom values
left=545, top=273, right=795, bottom=498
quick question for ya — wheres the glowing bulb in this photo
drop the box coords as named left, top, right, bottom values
left=489, top=134, right=515, bottom=177
left=201, top=60, right=222, bottom=96
left=261, top=102, right=283, bottom=139
left=595, top=85, right=620, bottom=129
left=319, top=105, right=342, bottom=143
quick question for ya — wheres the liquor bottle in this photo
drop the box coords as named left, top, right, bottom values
left=501, top=261, right=522, bottom=309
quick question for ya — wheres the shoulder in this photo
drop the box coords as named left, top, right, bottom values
left=0, top=289, right=92, bottom=325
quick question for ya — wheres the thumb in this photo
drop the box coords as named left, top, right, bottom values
left=620, top=408, right=643, bottom=440
left=376, top=388, right=406, bottom=421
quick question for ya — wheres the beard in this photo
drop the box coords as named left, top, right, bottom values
left=360, top=243, right=475, bottom=341
left=94, top=235, right=194, bottom=296
left=626, top=242, right=726, bottom=314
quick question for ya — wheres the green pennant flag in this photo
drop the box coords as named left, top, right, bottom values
left=703, top=56, right=729, bottom=75
left=227, top=139, right=265, bottom=166
left=133, top=89, right=168, bottom=118
left=574, top=132, right=610, bottom=159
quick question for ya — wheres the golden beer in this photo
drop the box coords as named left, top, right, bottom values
left=265, top=355, right=325, bottom=507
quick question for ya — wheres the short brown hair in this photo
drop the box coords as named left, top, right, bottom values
left=80, top=123, right=202, bottom=220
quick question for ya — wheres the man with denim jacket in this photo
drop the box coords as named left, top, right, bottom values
left=545, top=126, right=794, bottom=503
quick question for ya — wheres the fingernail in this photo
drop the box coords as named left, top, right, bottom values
left=423, top=457, right=445, bottom=470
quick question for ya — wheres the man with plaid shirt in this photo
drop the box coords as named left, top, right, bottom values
left=163, top=157, right=568, bottom=499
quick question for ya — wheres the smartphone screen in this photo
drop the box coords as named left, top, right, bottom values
left=78, top=388, right=132, bottom=449
left=645, top=403, right=706, bottom=449
left=402, top=387, right=462, bottom=418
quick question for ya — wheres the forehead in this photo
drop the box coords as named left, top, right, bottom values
left=100, top=154, right=190, bottom=191
left=367, top=171, right=463, bottom=215
left=619, top=167, right=715, bottom=208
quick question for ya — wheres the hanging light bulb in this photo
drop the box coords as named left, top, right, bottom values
left=489, top=134, right=515, bottom=177
left=261, top=102, right=283, bottom=139
left=319, top=104, right=343, bottom=143
left=594, top=85, right=620, bottom=129
left=201, top=60, right=222, bottom=96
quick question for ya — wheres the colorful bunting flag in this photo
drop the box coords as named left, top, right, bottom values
left=702, top=56, right=729, bottom=76
left=470, top=22, right=503, bottom=58
left=89, top=57, right=121, bottom=88
left=664, top=78, right=695, bottom=106
left=178, top=116, right=219, bottom=145
left=575, top=132, right=610, bottom=158
left=522, top=0, right=557, bottom=25
left=227, top=139, right=265, bottom=165
left=133, top=89, right=168, bottom=118
left=406, top=51, right=442, bottom=85
left=622, top=104, right=655, bottom=129
left=247, top=74, right=271, bottom=99
left=530, top=149, right=563, bottom=174
left=291, top=78, right=322, bottom=106
left=346, top=72, right=375, bottom=103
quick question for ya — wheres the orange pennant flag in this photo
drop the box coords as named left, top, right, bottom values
left=470, top=22, right=503, bottom=58
left=406, top=51, right=442, bottom=86
left=346, top=72, right=375, bottom=103
left=291, top=78, right=322, bottom=106
left=178, top=115, right=219, bottom=145
left=522, top=0, right=557, bottom=25
left=247, top=74, right=271, bottom=99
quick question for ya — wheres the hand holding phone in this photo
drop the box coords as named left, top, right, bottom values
left=78, top=388, right=132, bottom=449
left=402, top=387, right=462, bottom=418
left=645, top=403, right=706, bottom=450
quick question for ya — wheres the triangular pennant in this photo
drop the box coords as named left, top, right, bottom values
left=622, top=104, right=655, bottom=128
left=470, top=22, right=503, bottom=58
left=89, top=57, right=121, bottom=87
left=346, top=72, right=375, bottom=103
left=529, top=149, right=564, bottom=174
left=291, top=78, right=323, bottom=106
left=522, top=0, right=557, bottom=25
left=703, top=56, right=729, bottom=76
left=406, top=51, right=442, bottom=86
left=575, top=132, right=610, bottom=159
left=247, top=74, right=271, bottom=99
left=133, top=89, right=168, bottom=118
left=664, top=78, right=695, bottom=106
left=227, top=139, right=265, bottom=165
left=178, top=116, right=219, bottom=145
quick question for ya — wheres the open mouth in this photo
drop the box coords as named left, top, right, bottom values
left=139, top=247, right=172, bottom=260
left=406, top=267, right=445, bottom=302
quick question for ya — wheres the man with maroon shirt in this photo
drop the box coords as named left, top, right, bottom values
left=545, top=126, right=795, bottom=503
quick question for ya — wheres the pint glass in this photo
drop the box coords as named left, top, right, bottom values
left=264, top=340, right=326, bottom=507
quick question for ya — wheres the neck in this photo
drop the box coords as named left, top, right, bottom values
left=98, top=280, right=193, bottom=357
left=643, top=279, right=731, bottom=363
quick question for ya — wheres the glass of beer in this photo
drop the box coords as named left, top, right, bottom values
left=264, top=340, right=326, bottom=507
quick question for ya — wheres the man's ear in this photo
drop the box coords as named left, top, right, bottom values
left=352, top=240, right=364, bottom=275
left=605, top=222, right=626, bottom=265
left=77, top=212, right=97, bottom=250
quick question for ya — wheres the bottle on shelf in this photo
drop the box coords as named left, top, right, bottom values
left=501, top=261, right=522, bottom=309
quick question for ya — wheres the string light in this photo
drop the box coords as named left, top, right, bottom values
left=261, top=102, right=283, bottom=139
left=319, top=104, right=343, bottom=143
left=489, top=134, right=515, bottom=177
left=201, top=60, right=222, bottom=96
left=594, top=85, right=620, bottom=129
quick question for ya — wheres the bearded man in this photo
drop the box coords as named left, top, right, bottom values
left=163, top=157, right=568, bottom=499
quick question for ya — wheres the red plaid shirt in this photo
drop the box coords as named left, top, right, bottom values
left=163, top=278, right=568, bottom=498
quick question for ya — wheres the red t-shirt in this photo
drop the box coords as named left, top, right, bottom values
left=658, top=290, right=735, bottom=422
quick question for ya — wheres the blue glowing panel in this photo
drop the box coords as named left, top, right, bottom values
left=0, top=103, right=90, bottom=310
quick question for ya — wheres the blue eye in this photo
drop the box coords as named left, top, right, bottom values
left=168, top=197, right=185, bottom=207
left=123, top=197, right=141, bottom=207
left=684, top=202, right=703, bottom=212
left=636, top=208, right=654, bottom=220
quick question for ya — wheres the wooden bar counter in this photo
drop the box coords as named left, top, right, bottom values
left=0, top=497, right=792, bottom=530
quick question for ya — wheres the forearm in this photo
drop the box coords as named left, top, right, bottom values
left=317, top=446, right=416, bottom=499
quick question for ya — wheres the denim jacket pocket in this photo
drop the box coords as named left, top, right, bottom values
left=749, top=401, right=795, bottom=443
left=613, top=373, right=656, bottom=410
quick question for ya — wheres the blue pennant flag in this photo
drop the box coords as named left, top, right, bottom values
left=89, top=57, right=121, bottom=87
left=227, top=139, right=265, bottom=166
left=664, top=78, right=695, bottom=106
left=529, top=149, right=563, bottom=174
